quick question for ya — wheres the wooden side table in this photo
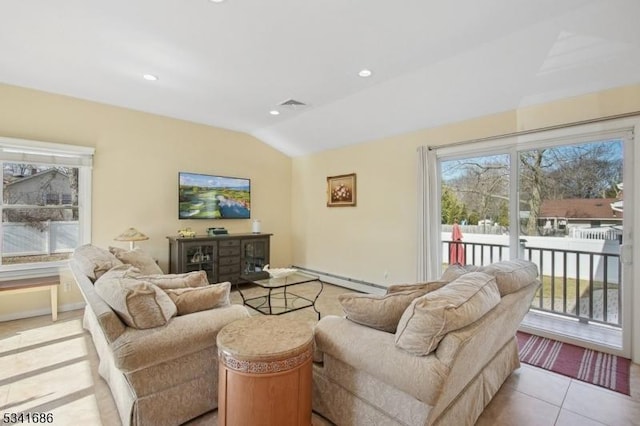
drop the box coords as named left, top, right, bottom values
left=0, top=275, right=59, bottom=321
left=217, top=316, right=313, bottom=426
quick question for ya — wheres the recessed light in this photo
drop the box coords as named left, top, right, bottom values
left=143, top=74, right=158, bottom=81
left=209, top=0, right=225, bottom=3
left=358, top=69, right=372, bottom=78
left=269, top=110, right=280, bottom=116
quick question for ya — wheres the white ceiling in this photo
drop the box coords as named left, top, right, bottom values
left=1, top=0, right=639, bottom=156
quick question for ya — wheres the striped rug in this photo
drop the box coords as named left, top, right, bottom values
left=516, top=331, right=631, bottom=395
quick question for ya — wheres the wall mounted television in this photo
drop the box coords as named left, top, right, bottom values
left=179, top=172, right=251, bottom=219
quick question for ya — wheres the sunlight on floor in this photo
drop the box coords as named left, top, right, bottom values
left=0, top=317, right=103, bottom=425
left=2, top=284, right=640, bottom=426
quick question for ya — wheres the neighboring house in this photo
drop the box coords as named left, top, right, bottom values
left=1, top=168, right=78, bottom=257
left=3, top=168, right=76, bottom=223
left=3, top=168, right=73, bottom=206
left=538, top=198, right=622, bottom=239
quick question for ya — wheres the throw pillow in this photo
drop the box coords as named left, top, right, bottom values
left=440, top=264, right=469, bottom=282
left=479, top=259, right=538, bottom=296
left=95, top=276, right=177, bottom=329
left=439, top=264, right=473, bottom=281
left=72, top=244, right=124, bottom=281
left=339, top=289, right=432, bottom=333
left=109, top=247, right=163, bottom=275
left=135, top=270, right=209, bottom=290
left=386, top=280, right=448, bottom=295
left=440, top=264, right=482, bottom=282
left=97, top=264, right=142, bottom=281
left=165, top=282, right=231, bottom=315
left=395, top=272, right=501, bottom=356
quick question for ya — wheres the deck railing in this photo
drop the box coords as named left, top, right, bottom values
left=443, top=240, right=621, bottom=328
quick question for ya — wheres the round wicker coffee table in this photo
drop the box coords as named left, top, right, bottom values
left=216, top=316, right=314, bottom=426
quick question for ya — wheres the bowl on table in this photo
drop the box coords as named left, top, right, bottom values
left=263, top=264, right=297, bottom=279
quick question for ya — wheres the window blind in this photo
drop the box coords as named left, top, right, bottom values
left=0, top=136, right=94, bottom=168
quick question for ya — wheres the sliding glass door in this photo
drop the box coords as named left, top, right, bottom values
left=430, top=120, right=634, bottom=356
left=517, top=141, right=624, bottom=328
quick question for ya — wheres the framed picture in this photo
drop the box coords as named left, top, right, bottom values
left=327, top=173, right=356, bottom=207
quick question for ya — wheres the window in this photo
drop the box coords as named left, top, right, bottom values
left=424, top=121, right=634, bottom=277
left=0, top=137, right=93, bottom=272
left=419, top=117, right=638, bottom=357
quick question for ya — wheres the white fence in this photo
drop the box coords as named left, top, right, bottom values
left=442, top=233, right=621, bottom=284
left=443, top=224, right=621, bottom=240
left=2, top=221, right=79, bottom=256
left=569, top=227, right=619, bottom=240
left=442, top=224, right=506, bottom=235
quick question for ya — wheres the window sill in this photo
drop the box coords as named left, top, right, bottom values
left=0, top=260, right=69, bottom=279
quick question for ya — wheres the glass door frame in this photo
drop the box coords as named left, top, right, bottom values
left=428, top=117, right=638, bottom=360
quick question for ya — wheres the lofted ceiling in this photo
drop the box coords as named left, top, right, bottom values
left=1, top=0, right=639, bottom=157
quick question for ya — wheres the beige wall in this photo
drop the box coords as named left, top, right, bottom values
left=290, top=111, right=518, bottom=286
left=1, top=81, right=640, bottom=323
left=0, top=83, right=292, bottom=319
left=291, top=84, right=640, bottom=287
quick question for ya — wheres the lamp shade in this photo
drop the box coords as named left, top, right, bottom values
left=114, top=227, right=149, bottom=249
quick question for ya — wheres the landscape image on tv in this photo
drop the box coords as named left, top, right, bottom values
left=179, top=172, right=250, bottom=219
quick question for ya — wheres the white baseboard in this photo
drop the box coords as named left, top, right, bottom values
left=0, top=302, right=86, bottom=322
left=292, top=266, right=386, bottom=295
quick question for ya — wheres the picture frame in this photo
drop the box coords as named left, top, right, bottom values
left=327, top=173, right=357, bottom=207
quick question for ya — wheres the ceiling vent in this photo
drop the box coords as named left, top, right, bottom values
left=279, top=98, right=308, bottom=109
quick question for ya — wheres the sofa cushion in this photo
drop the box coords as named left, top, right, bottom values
left=313, top=315, right=449, bottom=406
left=395, top=272, right=501, bottom=356
left=111, top=305, right=250, bottom=372
left=386, top=280, right=448, bottom=294
left=99, top=263, right=141, bottom=279
left=72, top=244, right=124, bottom=281
left=94, top=275, right=177, bottom=329
left=479, top=259, right=538, bottom=296
left=109, top=247, right=163, bottom=275
left=135, top=271, right=209, bottom=290
left=440, top=264, right=481, bottom=282
left=339, top=289, right=432, bottom=333
left=165, top=282, right=231, bottom=315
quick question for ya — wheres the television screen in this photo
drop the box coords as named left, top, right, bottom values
left=179, top=172, right=250, bottom=219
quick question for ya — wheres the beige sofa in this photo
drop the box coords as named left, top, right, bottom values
left=69, top=245, right=250, bottom=426
left=312, top=260, right=540, bottom=426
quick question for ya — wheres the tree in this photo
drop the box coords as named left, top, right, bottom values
left=442, top=140, right=622, bottom=236
left=520, top=149, right=546, bottom=236
left=519, top=141, right=622, bottom=235
left=544, top=143, right=622, bottom=199
left=441, top=185, right=465, bottom=224
left=468, top=211, right=480, bottom=225
left=497, top=200, right=509, bottom=227
left=4, top=163, right=37, bottom=179
left=442, top=155, right=509, bottom=230
left=67, top=167, right=79, bottom=219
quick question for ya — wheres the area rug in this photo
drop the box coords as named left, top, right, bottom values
left=516, top=331, right=631, bottom=395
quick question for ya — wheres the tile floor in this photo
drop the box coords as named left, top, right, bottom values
left=1, top=282, right=639, bottom=426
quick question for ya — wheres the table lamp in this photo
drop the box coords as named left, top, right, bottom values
left=114, top=227, right=149, bottom=250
